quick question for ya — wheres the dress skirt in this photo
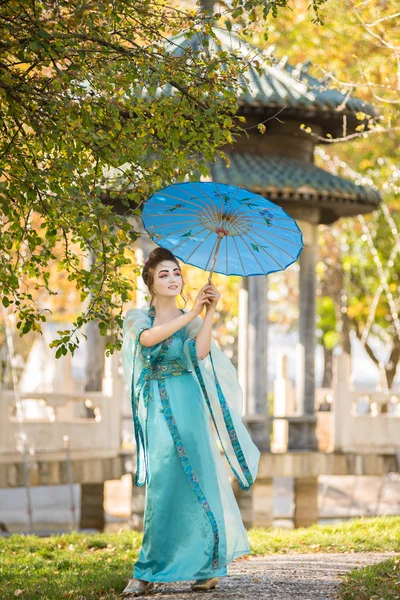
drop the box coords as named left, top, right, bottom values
left=133, top=370, right=251, bottom=582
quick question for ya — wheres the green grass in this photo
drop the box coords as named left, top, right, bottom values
left=0, top=529, right=143, bottom=600
left=0, top=516, right=399, bottom=599
left=249, top=515, right=400, bottom=554
left=339, top=556, right=400, bottom=600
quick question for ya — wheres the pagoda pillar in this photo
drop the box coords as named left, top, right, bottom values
left=240, top=275, right=270, bottom=452
left=287, top=218, right=319, bottom=451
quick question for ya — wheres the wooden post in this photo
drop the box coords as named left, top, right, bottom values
left=80, top=483, right=105, bottom=531
left=231, top=479, right=254, bottom=529
left=252, top=478, right=274, bottom=528
left=293, top=476, right=318, bottom=528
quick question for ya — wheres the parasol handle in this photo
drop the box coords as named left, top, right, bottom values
left=207, top=231, right=226, bottom=284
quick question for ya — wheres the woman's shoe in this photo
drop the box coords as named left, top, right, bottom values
left=191, top=577, right=219, bottom=591
left=121, top=578, right=154, bottom=597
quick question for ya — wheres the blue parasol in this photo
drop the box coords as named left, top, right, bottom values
left=141, top=181, right=303, bottom=282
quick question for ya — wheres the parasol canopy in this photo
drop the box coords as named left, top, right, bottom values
left=141, top=181, right=303, bottom=281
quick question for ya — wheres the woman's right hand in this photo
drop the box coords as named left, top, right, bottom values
left=189, top=284, right=214, bottom=317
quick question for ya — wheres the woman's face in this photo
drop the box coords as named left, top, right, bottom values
left=152, top=260, right=182, bottom=298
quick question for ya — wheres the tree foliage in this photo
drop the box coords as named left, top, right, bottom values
left=0, top=0, right=325, bottom=357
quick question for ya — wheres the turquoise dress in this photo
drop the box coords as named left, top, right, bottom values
left=121, top=305, right=260, bottom=583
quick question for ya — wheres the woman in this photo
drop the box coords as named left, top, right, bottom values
left=120, top=247, right=260, bottom=597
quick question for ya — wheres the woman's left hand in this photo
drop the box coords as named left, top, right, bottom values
left=203, top=283, right=221, bottom=312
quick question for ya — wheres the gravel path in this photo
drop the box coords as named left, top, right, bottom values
left=136, top=552, right=400, bottom=600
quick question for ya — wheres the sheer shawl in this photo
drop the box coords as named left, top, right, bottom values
left=121, top=304, right=260, bottom=490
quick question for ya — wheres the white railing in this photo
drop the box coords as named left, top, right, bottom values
left=0, top=391, right=121, bottom=457
left=273, top=352, right=400, bottom=454
left=3, top=349, right=400, bottom=459
left=331, top=352, right=400, bottom=453
left=0, top=354, right=124, bottom=458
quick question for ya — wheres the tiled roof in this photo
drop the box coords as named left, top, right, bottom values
left=154, top=27, right=378, bottom=126
left=209, top=153, right=381, bottom=223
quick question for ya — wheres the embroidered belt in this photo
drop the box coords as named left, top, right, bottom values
left=147, top=359, right=192, bottom=380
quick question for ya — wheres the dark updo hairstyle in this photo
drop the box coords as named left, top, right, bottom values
left=142, top=247, right=188, bottom=308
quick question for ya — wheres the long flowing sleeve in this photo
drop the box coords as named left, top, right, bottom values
left=182, top=314, right=260, bottom=491
left=121, top=308, right=150, bottom=390
left=121, top=306, right=155, bottom=486
left=121, top=305, right=167, bottom=391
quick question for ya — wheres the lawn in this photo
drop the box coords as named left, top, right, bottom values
left=0, top=516, right=399, bottom=599
left=339, top=556, right=400, bottom=600
left=249, top=515, right=400, bottom=554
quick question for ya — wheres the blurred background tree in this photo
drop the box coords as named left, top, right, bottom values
left=237, top=0, right=400, bottom=388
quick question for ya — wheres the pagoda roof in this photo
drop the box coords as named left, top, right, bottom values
left=157, top=27, right=378, bottom=138
left=210, top=153, right=381, bottom=224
